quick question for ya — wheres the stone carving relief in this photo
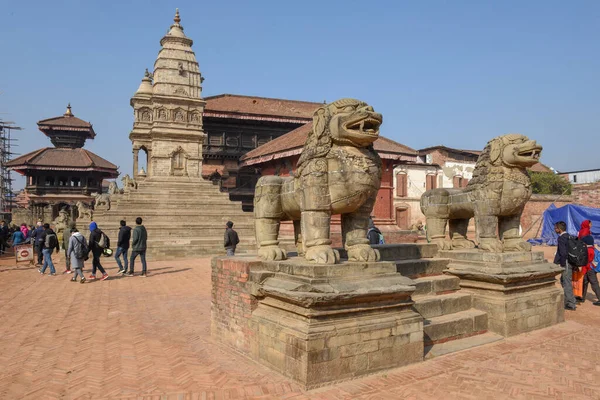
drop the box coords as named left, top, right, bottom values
left=157, top=108, right=167, bottom=121
left=140, top=108, right=152, bottom=122
left=170, top=147, right=187, bottom=176
left=253, top=98, right=383, bottom=264
left=189, top=112, right=200, bottom=124
left=174, top=109, right=185, bottom=122
left=420, top=134, right=542, bottom=253
left=174, top=87, right=189, bottom=96
left=107, top=181, right=121, bottom=195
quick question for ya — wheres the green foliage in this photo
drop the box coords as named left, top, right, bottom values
left=530, top=171, right=572, bottom=195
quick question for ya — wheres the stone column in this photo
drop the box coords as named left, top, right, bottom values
left=133, top=149, right=139, bottom=179
left=146, top=149, right=152, bottom=177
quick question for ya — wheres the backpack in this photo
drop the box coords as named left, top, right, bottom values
left=74, top=236, right=88, bottom=259
left=45, top=232, right=58, bottom=249
left=368, top=228, right=385, bottom=245
left=567, top=235, right=588, bottom=267
left=97, top=231, right=110, bottom=249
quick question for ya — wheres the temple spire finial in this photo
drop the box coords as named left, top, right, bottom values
left=174, top=8, right=181, bottom=24
left=65, top=103, right=73, bottom=116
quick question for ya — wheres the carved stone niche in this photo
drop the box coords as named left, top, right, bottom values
left=173, top=108, right=186, bottom=123
left=138, top=107, right=152, bottom=122
left=170, top=147, right=188, bottom=176
left=156, top=108, right=168, bottom=121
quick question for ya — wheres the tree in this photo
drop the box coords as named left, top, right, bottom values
left=530, top=171, right=572, bottom=195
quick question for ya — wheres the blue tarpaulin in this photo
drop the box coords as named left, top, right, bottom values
left=538, top=204, right=600, bottom=245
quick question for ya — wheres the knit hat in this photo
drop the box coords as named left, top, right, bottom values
left=226, top=221, right=234, bottom=228
left=582, top=235, right=595, bottom=246
left=89, top=221, right=97, bottom=232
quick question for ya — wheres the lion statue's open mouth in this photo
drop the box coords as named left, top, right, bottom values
left=344, top=115, right=382, bottom=136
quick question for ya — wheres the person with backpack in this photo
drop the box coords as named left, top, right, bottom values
left=127, top=217, right=147, bottom=277
left=67, top=228, right=88, bottom=284
left=115, top=220, right=131, bottom=274
left=62, top=222, right=76, bottom=274
left=554, top=221, right=577, bottom=310
left=88, top=221, right=109, bottom=281
left=32, top=222, right=45, bottom=266
left=39, top=223, right=59, bottom=276
left=580, top=235, right=600, bottom=306
left=224, top=220, right=239, bottom=256
left=367, top=218, right=384, bottom=245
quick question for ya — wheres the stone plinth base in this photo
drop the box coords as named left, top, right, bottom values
left=440, top=250, right=564, bottom=337
left=211, top=256, right=423, bottom=389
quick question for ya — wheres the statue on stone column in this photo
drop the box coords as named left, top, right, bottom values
left=107, top=181, right=120, bottom=195
left=420, top=134, right=542, bottom=253
left=93, top=192, right=111, bottom=211
left=75, top=201, right=93, bottom=222
left=253, top=98, right=383, bottom=264
left=121, top=174, right=138, bottom=191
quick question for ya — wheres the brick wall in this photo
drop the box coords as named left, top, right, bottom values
left=520, top=194, right=573, bottom=239
left=211, top=257, right=259, bottom=354
left=572, top=182, right=600, bottom=207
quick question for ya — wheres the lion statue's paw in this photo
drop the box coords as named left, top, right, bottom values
left=347, top=244, right=381, bottom=262
left=503, top=238, right=532, bottom=252
left=451, top=238, right=476, bottom=249
left=478, top=238, right=503, bottom=253
left=305, top=245, right=340, bottom=264
left=258, top=245, right=287, bottom=261
left=431, top=238, right=453, bottom=250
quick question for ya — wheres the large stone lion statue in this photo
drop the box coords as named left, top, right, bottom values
left=75, top=201, right=93, bottom=222
left=121, top=174, right=138, bottom=190
left=420, top=134, right=542, bottom=253
left=254, top=98, right=383, bottom=264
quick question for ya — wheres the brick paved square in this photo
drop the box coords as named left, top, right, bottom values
left=1, top=248, right=599, bottom=399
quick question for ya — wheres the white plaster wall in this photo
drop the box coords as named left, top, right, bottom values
left=569, top=171, right=600, bottom=184
left=440, top=161, right=476, bottom=188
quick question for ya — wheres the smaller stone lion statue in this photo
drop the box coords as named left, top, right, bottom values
left=254, top=98, right=383, bottom=264
left=121, top=174, right=138, bottom=190
left=92, top=192, right=111, bottom=211
left=76, top=201, right=93, bottom=222
left=107, top=181, right=121, bottom=195
left=420, top=134, right=542, bottom=253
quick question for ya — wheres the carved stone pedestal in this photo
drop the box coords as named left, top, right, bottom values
left=211, top=256, right=423, bottom=389
left=440, top=250, right=564, bottom=337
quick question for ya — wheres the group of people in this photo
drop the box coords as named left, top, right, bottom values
left=21, top=217, right=149, bottom=282
left=555, top=219, right=600, bottom=310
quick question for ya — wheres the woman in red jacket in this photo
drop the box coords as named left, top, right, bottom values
left=581, top=235, right=600, bottom=305
left=579, top=220, right=592, bottom=239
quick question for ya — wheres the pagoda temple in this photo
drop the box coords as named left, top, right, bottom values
left=7, top=104, right=118, bottom=224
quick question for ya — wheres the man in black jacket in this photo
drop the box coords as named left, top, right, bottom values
left=88, top=221, right=108, bottom=281
left=554, top=221, right=576, bottom=310
left=0, top=220, right=9, bottom=255
left=115, top=220, right=131, bottom=274
left=224, top=221, right=239, bottom=256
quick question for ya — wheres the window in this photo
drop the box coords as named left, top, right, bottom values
left=573, top=175, right=577, bottom=183
left=453, top=176, right=462, bottom=188
left=225, top=137, right=239, bottom=147
left=209, top=135, right=223, bottom=146
left=45, top=177, right=55, bottom=186
left=242, top=136, right=255, bottom=148
left=396, top=173, right=408, bottom=197
left=426, top=174, right=437, bottom=191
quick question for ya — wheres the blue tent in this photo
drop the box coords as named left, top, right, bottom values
left=538, top=204, right=600, bottom=245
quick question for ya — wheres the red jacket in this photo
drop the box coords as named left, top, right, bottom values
left=579, top=220, right=592, bottom=239
left=583, top=246, right=595, bottom=274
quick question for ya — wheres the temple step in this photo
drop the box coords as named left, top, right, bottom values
left=424, top=332, right=503, bottom=359
left=413, top=275, right=461, bottom=296
left=423, top=309, right=488, bottom=346
left=413, top=292, right=472, bottom=319
left=395, top=258, right=450, bottom=278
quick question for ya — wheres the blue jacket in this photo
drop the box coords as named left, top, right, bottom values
left=12, top=231, right=25, bottom=245
left=32, top=226, right=45, bottom=245
left=592, top=249, right=600, bottom=272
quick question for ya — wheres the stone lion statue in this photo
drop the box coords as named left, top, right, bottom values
left=76, top=201, right=93, bottom=222
left=254, top=98, right=383, bottom=264
left=420, top=134, right=542, bottom=253
left=108, top=181, right=120, bottom=195
left=92, top=192, right=111, bottom=211
left=121, top=174, right=138, bottom=190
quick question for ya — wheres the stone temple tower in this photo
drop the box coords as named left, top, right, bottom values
left=129, top=9, right=205, bottom=179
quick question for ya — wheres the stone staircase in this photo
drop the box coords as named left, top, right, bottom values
left=92, top=176, right=256, bottom=260
left=376, top=244, right=503, bottom=358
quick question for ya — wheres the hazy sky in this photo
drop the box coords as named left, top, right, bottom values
left=1, top=0, right=599, bottom=189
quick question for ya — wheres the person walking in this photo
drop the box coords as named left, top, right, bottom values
left=20, top=223, right=29, bottom=240
left=67, top=228, right=88, bottom=284
left=39, top=223, right=60, bottom=276
left=554, top=221, right=577, bottom=310
left=580, top=235, right=600, bottom=306
left=115, top=220, right=131, bottom=274
left=0, top=220, right=9, bottom=255
left=224, top=221, right=239, bottom=256
left=32, top=222, right=45, bottom=266
left=367, top=218, right=384, bottom=245
left=88, top=222, right=109, bottom=281
left=62, top=222, right=76, bottom=274
left=579, top=220, right=592, bottom=238
left=127, top=217, right=147, bottom=277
